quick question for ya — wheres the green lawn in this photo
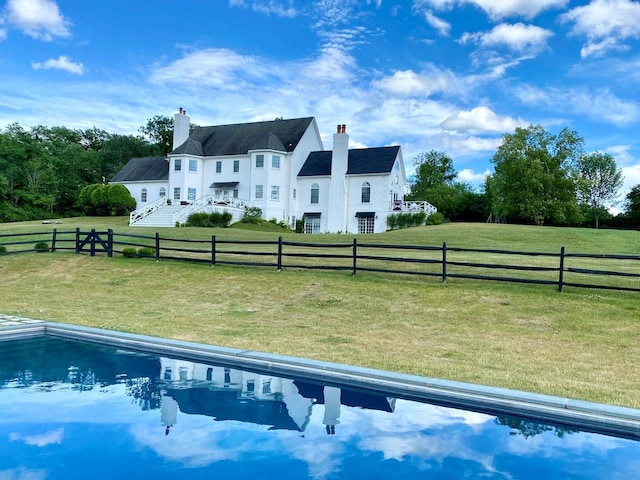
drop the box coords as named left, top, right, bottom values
left=1, top=218, right=639, bottom=408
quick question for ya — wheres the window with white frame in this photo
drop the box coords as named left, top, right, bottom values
left=189, top=159, right=197, bottom=172
left=233, top=189, right=239, bottom=198
left=174, top=159, right=181, bottom=171
left=141, top=188, right=147, bottom=202
left=188, top=187, right=196, bottom=201
left=293, top=188, right=297, bottom=199
left=358, top=217, right=375, bottom=234
left=159, top=187, right=166, bottom=198
left=291, top=215, right=296, bottom=229
left=173, top=187, right=180, bottom=200
left=361, top=182, right=371, bottom=203
left=272, top=155, right=280, bottom=169
left=255, top=184, right=263, bottom=199
left=255, top=154, right=264, bottom=168
left=304, top=216, right=321, bottom=234
left=215, top=161, right=222, bottom=173
left=271, top=185, right=280, bottom=200
left=310, top=183, right=319, bottom=204
left=233, top=160, right=239, bottom=173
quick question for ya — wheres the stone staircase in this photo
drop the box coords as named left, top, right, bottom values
left=130, top=205, right=183, bottom=227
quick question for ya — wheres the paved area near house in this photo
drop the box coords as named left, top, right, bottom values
left=0, top=313, right=45, bottom=327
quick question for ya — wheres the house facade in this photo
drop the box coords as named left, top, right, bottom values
left=112, top=109, right=432, bottom=233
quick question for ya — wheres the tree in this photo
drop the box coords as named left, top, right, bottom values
left=407, top=150, right=456, bottom=200
left=138, top=115, right=174, bottom=155
left=625, top=184, right=640, bottom=228
left=489, top=124, right=582, bottom=226
left=575, top=152, right=623, bottom=229
left=78, top=183, right=136, bottom=216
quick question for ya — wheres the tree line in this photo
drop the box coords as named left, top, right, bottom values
left=407, top=124, right=639, bottom=229
left=0, top=116, right=173, bottom=222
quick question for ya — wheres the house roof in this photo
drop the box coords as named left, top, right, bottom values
left=170, top=117, right=314, bottom=156
left=110, top=156, right=168, bottom=182
left=298, top=145, right=401, bottom=177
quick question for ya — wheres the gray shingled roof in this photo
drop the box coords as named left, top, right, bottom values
left=110, top=156, right=168, bottom=182
left=298, top=146, right=400, bottom=177
left=170, top=117, right=314, bottom=156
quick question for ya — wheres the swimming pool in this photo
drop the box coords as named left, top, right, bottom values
left=1, top=322, right=639, bottom=479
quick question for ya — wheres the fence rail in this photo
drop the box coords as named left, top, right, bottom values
left=1, top=229, right=639, bottom=293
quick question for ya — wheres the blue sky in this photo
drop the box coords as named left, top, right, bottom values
left=1, top=0, right=640, bottom=200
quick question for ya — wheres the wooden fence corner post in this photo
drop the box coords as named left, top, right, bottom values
left=277, top=236, right=283, bottom=271
left=442, top=242, right=447, bottom=283
left=211, top=235, right=216, bottom=266
left=352, top=238, right=357, bottom=276
left=558, top=246, right=565, bottom=292
left=107, top=229, right=113, bottom=257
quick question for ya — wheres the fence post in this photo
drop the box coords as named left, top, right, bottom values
left=211, top=235, right=216, bottom=266
left=277, top=236, right=283, bottom=271
left=155, top=232, right=160, bottom=261
left=352, top=238, right=357, bottom=276
left=558, top=246, right=565, bottom=292
left=107, top=229, right=113, bottom=258
left=442, top=242, right=447, bottom=283
left=90, top=229, right=96, bottom=257
left=51, top=229, right=57, bottom=253
left=75, top=227, right=80, bottom=254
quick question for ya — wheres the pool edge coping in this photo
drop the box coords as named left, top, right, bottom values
left=2, top=321, right=639, bottom=440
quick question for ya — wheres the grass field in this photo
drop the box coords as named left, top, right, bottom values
left=1, top=217, right=639, bottom=408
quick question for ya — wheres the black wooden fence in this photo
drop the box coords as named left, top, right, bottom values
left=1, top=229, right=639, bottom=293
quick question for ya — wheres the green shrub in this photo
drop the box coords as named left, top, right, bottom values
left=185, top=212, right=211, bottom=227
left=122, top=247, right=138, bottom=258
left=427, top=212, right=445, bottom=225
left=211, top=211, right=233, bottom=227
left=386, top=214, right=398, bottom=230
left=34, top=242, right=49, bottom=252
left=137, top=247, right=156, bottom=258
left=0, top=246, right=7, bottom=253
left=242, top=207, right=262, bottom=223
left=185, top=211, right=233, bottom=228
left=295, top=219, right=304, bottom=233
left=79, top=183, right=136, bottom=216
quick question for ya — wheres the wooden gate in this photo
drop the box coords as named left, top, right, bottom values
left=75, top=229, right=113, bottom=257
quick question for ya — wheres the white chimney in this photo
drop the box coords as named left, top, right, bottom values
left=172, top=108, right=190, bottom=150
left=327, top=124, right=349, bottom=233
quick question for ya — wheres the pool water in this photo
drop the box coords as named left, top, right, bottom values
left=0, top=336, right=638, bottom=479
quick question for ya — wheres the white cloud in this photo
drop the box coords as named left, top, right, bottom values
left=458, top=168, right=491, bottom=182
left=3, top=0, right=71, bottom=41
left=229, top=0, right=298, bottom=17
left=440, top=106, right=526, bottom=133
left=31, top=55, right=84, bottom=74
left=0, top=28, right=7, bottom=41
left=562, top=0, right=640, bottom=58
left=373, top=66, right=461, bottom=97
left=515, top=85, right=640, bottom=126
left=413, top=0, right=568, bottom=20
left=460, top=23, right=553, bottom=53
left=9, top=428, right=64, bottom=446
left=423, top=10, right=451, bottom=36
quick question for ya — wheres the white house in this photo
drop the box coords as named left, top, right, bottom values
left=111, top=109, right=435, bottom=233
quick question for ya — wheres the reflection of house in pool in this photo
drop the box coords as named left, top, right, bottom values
left=159, top=358, right=396, bottom=434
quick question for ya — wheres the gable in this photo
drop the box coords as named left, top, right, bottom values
left=110, top=156, right=168, bottom=182
left=298, top=146, right=401, bottom=177
left=170, top=117, right=315, bottom=157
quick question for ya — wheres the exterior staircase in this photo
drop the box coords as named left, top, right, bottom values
left=131, top=205, right=183, bottom=227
